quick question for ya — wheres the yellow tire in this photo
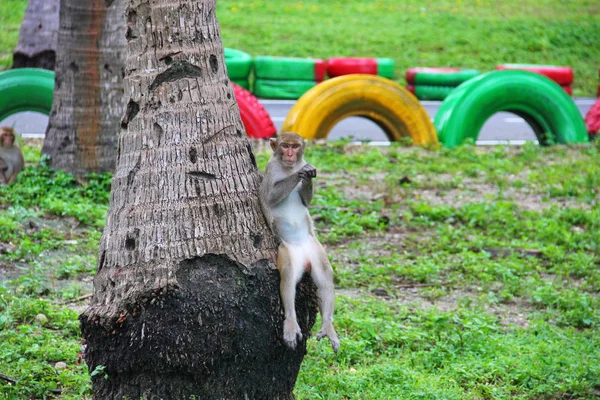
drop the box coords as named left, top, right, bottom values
left=282, top=74, right=438, bottom=145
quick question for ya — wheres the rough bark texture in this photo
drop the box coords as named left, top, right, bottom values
left=12, top=0, right=59, bottom=70
left=80, top=1, right=318, bottom=399
left=41, top=0, right=126, bottom=177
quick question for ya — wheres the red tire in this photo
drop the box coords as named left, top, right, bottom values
left=495, top=64, right=574, bottom=86
left=326, top=57, right=395, bottom=79
left=562, top=85, right=572, bottom=96
left=584, top=97, right=600, bottom=136
left=233, top=83, right=276, bottom=139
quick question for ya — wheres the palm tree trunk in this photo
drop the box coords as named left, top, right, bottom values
left=80, top=1, right=317, bottom=398
left=41, top=0, right=126, bottom=177
left=12, top=0, right=59, bottom=70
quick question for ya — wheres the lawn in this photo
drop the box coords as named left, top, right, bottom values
left=1, top=139, right=599, bottom=398
left=1, top=0, right=600, bottom=398
left=1, top=0, right=599, bottom=96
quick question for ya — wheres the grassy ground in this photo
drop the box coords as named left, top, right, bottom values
left=1, top=0, right=599, bottom=96
left=1, top=139, right=599, bottom=398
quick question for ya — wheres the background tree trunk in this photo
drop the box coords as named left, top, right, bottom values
left=80, top=1, right=317, bottom=399
left=41, top=0, right=126, bottom=177
left=12, top=0, right=59, bottom=70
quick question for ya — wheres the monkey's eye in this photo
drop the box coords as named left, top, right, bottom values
left=291, top=144, right=301, bottom=149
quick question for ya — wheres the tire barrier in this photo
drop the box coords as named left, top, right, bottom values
left=253, top=56, right=326, bottom=82
left=232, top=79, right=250, bottom=90
left=0, top=68, right=54, bottom=122
left=406, top=84, right=456, bottom=101
left=253, top=79, right=318, bottom=100
left=405, top=67, right=480, bottom=86
left=282, top=74, right=438, bottom=145
left=253, top=56, right=326, bottom=100
left=233, top=83, right=276, bottom=139
left=224, top=48, right=253, bottom=89
left=404, top=67, right=480, bottom=101
left=434, top=70, right=589, bottom=148
left=326, top=57, right=395, bottom=79
left=495, top=64, right=574, bottom=95
left=584, top=97, right=600, bottom=138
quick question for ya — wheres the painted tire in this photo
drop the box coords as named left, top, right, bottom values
left=232, top=78, right=250, bottom=90
left=406, top=84, right=456, bottom=101
left=407, top=82, right=572, bottom=100
left=253, top=56, right=326, bottom=82
left=495, top=64, right=574, bottom=85
left=224, top=48, right=253, bottom=80
left=326, top=57, right=395, bottom=79
left=253, top=79, right=317, bottom=100
left=233, top=83, right=276, bottom=139
left=405, top=67, right=480, bottom=86
left=584, top=97, right=600, bottom=136
left=0, top=68, right=54, bottom=121
left=434, top=70, right=588, bottom=148
left=282, top=74, right=438, bottom=145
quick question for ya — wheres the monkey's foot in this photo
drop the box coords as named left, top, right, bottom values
left=283, top=318, right=302, bottom=349
left=317, top=324, right=340, bottom=352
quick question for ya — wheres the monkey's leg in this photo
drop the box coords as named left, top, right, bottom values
left=309, top=239, right=340, bottom=352
left=277, top=244, right=304, bottom=349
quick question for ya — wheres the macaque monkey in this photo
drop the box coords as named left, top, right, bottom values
left=260, top=131, right=340, bottom=352
left=0, top=127, right=24, bottom=185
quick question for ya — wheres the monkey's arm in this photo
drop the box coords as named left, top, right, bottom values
left=298, top=164, right=316, bottom=206
left=299, top=178, right=313, bottom=206
left=0, top=158, right=9, bottom=184
left=8, top=150, right=25, bottom=184
left=268, top=173, right=302, bottom=206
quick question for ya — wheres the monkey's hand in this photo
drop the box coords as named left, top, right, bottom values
left=298, top=163, right=317, bottom=181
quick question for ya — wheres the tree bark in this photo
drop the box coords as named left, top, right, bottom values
left=80, top=1, right=317, bottom=399
left=41, top=0, right=126, bottom=177
left=12, top=0, right=59, bottom=70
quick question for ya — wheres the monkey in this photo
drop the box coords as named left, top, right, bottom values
left=260, top=131, right=340, bottom=352
left=0, top=127, right=24, bottom=185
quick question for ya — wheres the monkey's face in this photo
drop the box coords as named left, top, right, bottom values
left=278, top=141, right=303, bottom=167
left=0, top=132, right=14, bottom=148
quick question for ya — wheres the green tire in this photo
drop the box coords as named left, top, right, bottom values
left=232, top=78, right=250, bottom=90
left=0, top=68, right=54, bottom=121
left=253, top=56, right=325, bottom=81
left=253, top=79, right=317, bottom=100
left=224, top=48, right=253, bottom=80
left=415, top=69, right=479, bottom=86
left=434, top=70, right=589, bottom=148
left=376, top=58, right=395, bottom=79
left=408, top=84, right=456, bottom=100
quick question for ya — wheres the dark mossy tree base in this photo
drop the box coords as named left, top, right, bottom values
left=80, top=254, right=318, bottom=400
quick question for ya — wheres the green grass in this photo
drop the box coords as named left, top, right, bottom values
left=0, top=0, right=27, bottom=68
left=3, top=139, right=599, bottom=398
left=1, top=0, right=599, bottom=95
left=217, top=0, right=600, bottom=96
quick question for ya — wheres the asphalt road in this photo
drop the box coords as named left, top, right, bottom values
left=2, top=98, right=595, bottom=145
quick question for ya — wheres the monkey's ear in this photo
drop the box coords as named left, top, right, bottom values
left=270, top=137, right=278, bottom=152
